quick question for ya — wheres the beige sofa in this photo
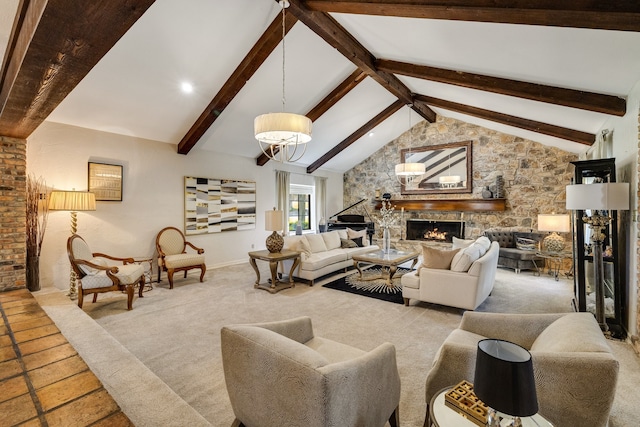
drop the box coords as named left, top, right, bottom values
left=281, top=229, right=378, bottom=285
left=425, top=312, right=619, bottom=427
left=401, top=239, right=500, bottom=310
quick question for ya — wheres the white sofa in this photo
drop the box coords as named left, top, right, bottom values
left=281, top=229, right=378, bottom=285
left=401, top=239, right=500, bottom=310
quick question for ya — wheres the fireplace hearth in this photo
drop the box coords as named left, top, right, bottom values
left=406, top=219, right=465, bottom=243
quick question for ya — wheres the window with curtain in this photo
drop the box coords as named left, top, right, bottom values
left=289, top=184, right=313, bottom=232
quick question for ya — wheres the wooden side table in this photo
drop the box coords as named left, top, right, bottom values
left=248, top=249, right=300, bottom=294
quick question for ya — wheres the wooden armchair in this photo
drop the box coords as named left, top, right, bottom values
left=67, top=234, right=145, bottom=310
left=156, top=226, right=206, bottom=289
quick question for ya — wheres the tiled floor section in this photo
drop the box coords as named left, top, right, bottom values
left=0, top=289, right=133, bottom=427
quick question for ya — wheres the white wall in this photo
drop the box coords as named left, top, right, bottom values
left=27, top=121, right=344, bottom=290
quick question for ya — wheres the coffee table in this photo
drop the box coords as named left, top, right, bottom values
left=352, top=249, right=419, bottom=287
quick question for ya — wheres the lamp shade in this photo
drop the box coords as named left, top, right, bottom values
left=473, top=339, right=538, bottom=417
left=537, top=214, right=570, bottom=232
left=48, top=191, right=96, bottom=211
left=265, top=209, right=284, bottom=232
left=566, top=183, right=629, bottom=211
left=395, top=162, right=425, bottom=176
left=254, top=113, right=312, bottom=145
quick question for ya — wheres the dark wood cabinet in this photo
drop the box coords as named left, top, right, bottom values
left=570, top=158, right=626, bottom=338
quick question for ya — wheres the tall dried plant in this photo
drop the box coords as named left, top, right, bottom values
left=26, top=174, right=49, bottom=258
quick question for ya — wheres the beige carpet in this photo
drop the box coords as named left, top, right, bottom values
left=35, top=264, right=640, bottom=427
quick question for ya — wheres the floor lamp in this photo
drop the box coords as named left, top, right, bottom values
left=566, top=182, right=628, bottom=332
left=48, top=190, right=97, bottom=299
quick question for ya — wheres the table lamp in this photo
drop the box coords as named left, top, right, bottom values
left=566, top=182, right=629, bottom=332
left=474, top=339, right=538, bottom=427
left=48, top=190, right=97, bottom=299
left=537, top=214, right=570, bottom=252
left=265, top=208, right=284, bottom=253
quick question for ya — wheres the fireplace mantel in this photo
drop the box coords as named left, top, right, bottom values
left=374, top=198, right=506, bottom=212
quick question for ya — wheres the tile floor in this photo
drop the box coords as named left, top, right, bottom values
left=0, top=289, right=132, bottom=426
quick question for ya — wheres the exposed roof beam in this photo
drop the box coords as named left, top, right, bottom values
left=414, top=94, right=595, bottom=146
left=377, top=59, right=626, bottom=117
left=177, top=11, right=298, bottom=155
left=307, top=99, right=404, bottom=173
left=256, top=68, right=367, bottom=166
left=0, top=0, right=156, bottom=138
left=304, top=1, right=640, bottom=32
left=287, top=0, right=436, bottom=122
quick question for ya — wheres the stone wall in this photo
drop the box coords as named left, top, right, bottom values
left=344, top=115, right=578, bottom=241
left=0, top=136, right=27, bottom=291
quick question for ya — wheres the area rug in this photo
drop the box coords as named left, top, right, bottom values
left=322, top=266, right=412, bottom=304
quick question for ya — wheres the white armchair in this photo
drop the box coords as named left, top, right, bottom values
left=221, top=316, right=401, bottom=427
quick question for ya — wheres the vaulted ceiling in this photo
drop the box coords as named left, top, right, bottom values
left=1, top=1, right=640, bottom=174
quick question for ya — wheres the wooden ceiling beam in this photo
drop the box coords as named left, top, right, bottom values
left=287, top=0, right=436, bottom=123
left=0, top=0, right=156, bottom=138
left=303, top=1, right=640, bottom=32
left=256, top=68, right=367, bottom=166
left=377, top=59, right=626, bottom=117
left=307, top=99, right=404, bottom=173
left=414, top=94, right=595, bottom=145
left=177, top=11, right=298, bottom=154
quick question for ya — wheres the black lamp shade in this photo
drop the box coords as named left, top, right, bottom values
left=473, top=339, right=538, bottom=417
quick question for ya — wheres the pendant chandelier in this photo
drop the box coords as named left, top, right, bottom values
left=254, top=0, right=312, bottom=163
left=395, top=106, right=425, bottom=185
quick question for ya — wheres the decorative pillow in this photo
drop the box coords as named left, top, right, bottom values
left=297, top=237, right=312, bottom=257
left=351, top=236, right=364, bottom=247
left=415, top=245, right=460, bottom=276
left=474, top=236, right=491, bottom=254
left=305, top=234, right=328, bottom=253
left=80, top=257, right=108, bottom=275
left=336, top=229, right=348, bottom=240
left=516, top=237, right=537, bottom=251
left=347, top=228, right=368, bottom=246
left=340, top=238, right=358, bottom=248
left=450, top=243, right=483, bottom=272
left=452, top=236, right=474, bottom=250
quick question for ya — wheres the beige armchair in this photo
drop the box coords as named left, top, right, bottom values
left=67, top=234, right=145, bottom=310
left=156, top=226, right=206, bottom=289
left=221, top=316, right=401, bottom=427
left=424, top=312, right=619, bottom=427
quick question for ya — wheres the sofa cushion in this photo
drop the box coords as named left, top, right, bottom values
left=530, top=313, right=612, bottom=353
left=416, top=245, right=459, bottom=276
left=305, top=234, right=328, bottom=253
left=452, top=237, right=474, bottom=249
left=300, top=251, right=347, bottom=271
left=322, top=231, right=342, bottom=250
left=400, top=270, right=419, bottom=289
left=450, top=243, right=483, bottom=272
left=499, top=247, right=540, bottom=261
left=347, top=228, right=369, bottom=246
left=343, top=246, right=379, bottom=259
left=475, top=236, right=491, bottom=254
left=340, top=238, right=357, bottom=248
left=284, top=235, right=311, bottom=257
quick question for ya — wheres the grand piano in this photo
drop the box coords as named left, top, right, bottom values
left=326, top=198, right=376, bottom=245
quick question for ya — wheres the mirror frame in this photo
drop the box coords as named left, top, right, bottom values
left=399, top=140, right=473, bottom=195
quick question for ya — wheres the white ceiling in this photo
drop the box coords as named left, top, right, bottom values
left=3, top=0, right=640, bottom=173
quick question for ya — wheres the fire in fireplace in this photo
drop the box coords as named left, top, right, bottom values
left=406, top=219, right=465, bottom=243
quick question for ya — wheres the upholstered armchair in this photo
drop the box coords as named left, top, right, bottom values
left=221, top=316, right=401, bottom=427
left=67, top=234, right=145, bottom=310
left=155, top=226, right=206, bottom=289
left=424, top=312, right=619, bottom=427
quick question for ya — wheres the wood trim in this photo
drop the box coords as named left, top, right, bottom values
left=304, top=1, right=640, bottom=32
left=374, top=198, right=506, bottom=212
left=376, top=59, right=626, bottom=117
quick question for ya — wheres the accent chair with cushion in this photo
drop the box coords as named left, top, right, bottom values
left=424, top=312, right=619, bottom=427
left=67, top=234, right=145, bottom=310
left=401, top=237, right=500, bottom=310
left=156, top=226, right=206, bottom=289
left=221, top=316, right=400, bottom=427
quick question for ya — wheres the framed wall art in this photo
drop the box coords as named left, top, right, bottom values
left=184, top=176, right=256, bottom=235
left=88, top=162, right=123, bottom=201
left=400, top=140, right=472, bottom=195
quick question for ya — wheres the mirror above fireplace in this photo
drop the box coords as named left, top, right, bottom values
left=400, top=141, right=472, bottom=195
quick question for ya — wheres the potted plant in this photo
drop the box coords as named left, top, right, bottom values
left=26, top=175, right=49, bottom=291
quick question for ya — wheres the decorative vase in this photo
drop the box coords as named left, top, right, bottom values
left=382, top=227, right=391, bottom=254
left=482, top=186, right=493, bottom=199
left=26, top=255, right=40, bottom=292
left=494, top=175, right=505, bottom=198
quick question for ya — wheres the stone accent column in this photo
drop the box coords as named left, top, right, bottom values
left=0, top=136, right=27, bottom=291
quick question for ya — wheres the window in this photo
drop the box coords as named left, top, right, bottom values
left=289, top=184, right=313, bottom=232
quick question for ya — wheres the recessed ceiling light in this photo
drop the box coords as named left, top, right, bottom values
left=181, top=82, right=193, bottom=93
left=368, top=132, right=375, bottom=137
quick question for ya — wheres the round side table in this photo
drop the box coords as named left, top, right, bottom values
left=429, top=386, right=553, bottom=427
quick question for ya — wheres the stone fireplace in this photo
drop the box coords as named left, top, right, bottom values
left=406, top=219, right=465, bottom=243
